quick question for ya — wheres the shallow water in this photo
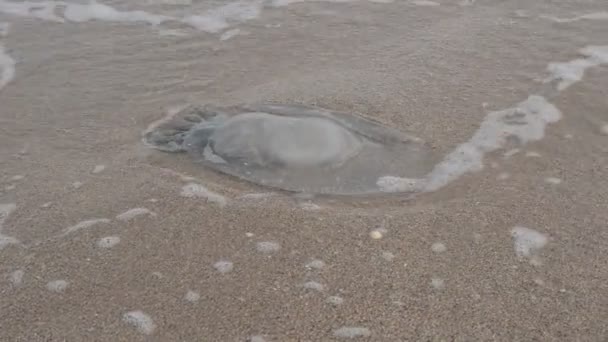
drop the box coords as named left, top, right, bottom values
left=1, top=0, right=608, bottom=340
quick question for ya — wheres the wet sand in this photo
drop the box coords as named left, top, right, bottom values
left=1, top=0, right=608, bottom=340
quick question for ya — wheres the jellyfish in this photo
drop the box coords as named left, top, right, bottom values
left=143, top=103, right=436, bottom=195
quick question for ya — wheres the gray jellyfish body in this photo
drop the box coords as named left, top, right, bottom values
left=144, top=104, right=436, bottom=195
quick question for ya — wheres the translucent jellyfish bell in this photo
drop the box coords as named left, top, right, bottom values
left=144, top=104, right=436, bottom=195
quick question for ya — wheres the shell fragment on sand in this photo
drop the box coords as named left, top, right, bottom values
left=143, top=104, right=434, bottom=195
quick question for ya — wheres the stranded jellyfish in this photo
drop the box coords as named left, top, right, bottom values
left=144, top=104, right=436, bottom=195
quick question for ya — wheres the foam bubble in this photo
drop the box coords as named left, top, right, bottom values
left=181, top=183, right=227, bottom=207
left=213, top=260, right=234, bottom=273
left=546, top=46, right=608, bottom=91
left=300, top=202, right=321, bottom=211
left=431, top=277, right=445, bottom=290
left=369, top=227, right=387, bottom=239
left=256, top=241, right=280, bottom=253
left=333, top=327, right=371, bottom=339
left=542, top=12, right=608, bottom=23
left=503, top=148, right=520, bottom=158
left=63, top=218, right=110, bottom=235
left=431, top=242, right=446, bottom=253
left=600, top=124, right=608, bottom=136
left=0, top=203, right=19, bottom=249
left=0, top=0, right=64, bottom=22
left=302, top=281, right=324, bottom=292
left=97, top=236, right=120, bottom=248
left=326, top=295, right=344, bottom=305
left=72, top=181, right=83, bottom=189
left=123, top=310, right=156, bottom=335
left=182, top=1, right=262, bottom=33
left=184, top=290, right=200, bottom=302
left=0, top=22, right=9, bottom=37
left=0, top=44, right=16, bottom=91
left=511, top=226, right=548, bottom=260
left=47, top=279, right=69, bottom=292
left=497, top=172, right=510, bottom=181
left=220, top=28, right=240, bottom=41
left=92, top=164, right=106, bottom=174
left=63, top=1, right=170, bottom=25
left=305, top=259, right=326, bottom=270
left=247, top=336, right=267, bottom=342
left=525, top=151, right=542, bottom=158
left=10, top=269, right=24, bottom=286
left=272, top=0, right=353, bottom=7
left=10, top=175, right=23, bottom=181
left=239, top=192, right=275, bottom=200
left=411, top=0, right=440, bottom=6
left=381, top=251, right=395, bottom=262
left=544, top=177, right=562, bottom=185
left=116, top=208, right=156, bottom=221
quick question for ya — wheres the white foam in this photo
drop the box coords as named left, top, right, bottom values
left=431, top=277, right=445, bottom=290
left=248, top=336, right=267, bottom=342
left=326, top=295, right=344, bottom=305
left=63, top=1, right=170, bottom=25
left=10, top=269, right=24, bottom=286
left=0, top=203, right=19, bottom=249
left=411, top=0, right=439, bottom=6
left=378, top=96, right=561, bottom=192
left=10, top=175, right=23, bottom=181
left=0, top=44, right=16, bottom=91
left=542, top=12, right=608, bottom=23
left=300, top=202, right=321, bottom=211
left=213, top=260, right=234, bottom=273
left=525, top=151, right=542, bottom=158
left=302, top=281, right=324, bottom=291
left=381, top=251, right=395, bottom=261
left=369, top=228, right=387, bottom=239
left=97, top=236, right=120, bottom=248
left=600, top=124, right=608, bottom=136
left=184, top=290, right=200, bottom=302
left=239, top=192, right=275, bottom=200
left=116, top=207, right=155, bottom=221
left=46, top=279, right=69, bottom=292
left=72, top=181, right=83, bottom=189
left=0, top=0, right=65, bottom=22
left=123, top=310, right=156, bottom=335
left=182, top=1, right=262, bottom=33
left=63, top=218, right=110, bottom=235
left=272, top=0, right=353, bottom=7
left=497, top=172, right=510, bottom=181
left=379, top=47, right=608, bottom=193
left=181, top=183, right=227, bottom=207
left=256, top=241, right=280, bottom=253
left=511, top=226, right=548, bottom=260
left=92, top=164, right=106, bottom=174
left=503, top=148, right=520, bottom=158
left=0, top=22, right=9, bottom=37
left=544, top=177, right=562, bottom=185
left=220, top=28, right=240, bottom=41
left=431, top=242, right=446, bottom=253
left=333, top=327, right=371, bottom=339
left=305, top=259, right=325, bottom=270
left=546, top=46, right=608, bottom=91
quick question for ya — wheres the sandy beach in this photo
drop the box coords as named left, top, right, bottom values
left=1, top=0, right=607, bottom=340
